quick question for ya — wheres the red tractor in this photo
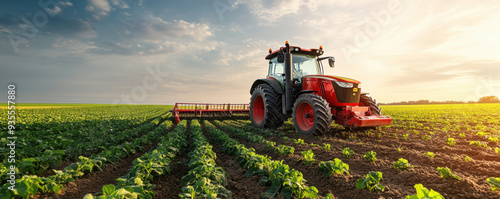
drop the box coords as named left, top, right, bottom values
left=249, top=41, right=392, bottom=135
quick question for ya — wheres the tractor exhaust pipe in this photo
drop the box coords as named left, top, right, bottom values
left=284, top=41, right=293, bottom=114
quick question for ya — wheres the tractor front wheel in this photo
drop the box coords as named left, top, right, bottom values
left=360, top=94, right=382, bottom=116
left=292, top=94, right=332, bottom=135
left=249, top=84, right=284, bottom=129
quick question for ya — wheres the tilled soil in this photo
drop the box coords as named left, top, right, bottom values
left=219, top=121, right=500, bottom=199
left=35, top=144, right=155, bottom=199
left=151, top=154, right=190, bottom=198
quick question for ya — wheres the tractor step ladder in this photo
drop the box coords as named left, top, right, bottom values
left=171, top=103, right=250, bottom=123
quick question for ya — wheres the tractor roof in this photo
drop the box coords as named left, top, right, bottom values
left=265, top=46, right=324, bottom=60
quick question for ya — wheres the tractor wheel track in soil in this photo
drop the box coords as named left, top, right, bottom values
left=201, top=120, right=267, bottom=199
left=151, top=120, right=191, bottom=199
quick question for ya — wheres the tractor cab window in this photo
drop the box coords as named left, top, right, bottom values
left=268, top=58, right=284, bottom=78
left=292, top=54, right=320, bottom=78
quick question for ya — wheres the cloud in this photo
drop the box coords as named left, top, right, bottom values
left=137, top=16, right=213, bottom=42
left=87, top=0, right=111, bottom=12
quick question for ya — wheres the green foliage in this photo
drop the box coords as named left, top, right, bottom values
left=318, top=159, right=350, bottom=177
left=470, top=141, right=488, bottom=147
left=310, top=143, right=319, bottom=147
left=436, top=167, right=461, bottom=180
left=446, top=138, right=456, bottom=147
left=495, top=147, right=500, bottom=155
left=293, top=138, right=305, bottom=145
left=459, top=133, right=466, bottom=138
left=322, top=143, right=331, bottom=151
left=393, top=158, right=412, bottom=171
left=464, top=156, right=472, bottom=162
left=276, top=145, right=295, bottom=156
left=283, top=136, right=290, bottom=143
left=356, top=171, right=384, bottom=192
left=265, top=141, right=276, bottom=150
left=421, top=135, right=431, bottom=140
left=424, top=152, right=435, bottom=159
left=487, top=177, right=500, bottom=191
left=405, top=184, right=444, bottom=199
left=489, top=137, right=499, bottom=143
left=402, top=134, right=409, bottom=140
left=342, top=147, right=354, bottom=159
left=301, top=150, right=315, bottom=165
left=364, top=151, right=377, bottom=162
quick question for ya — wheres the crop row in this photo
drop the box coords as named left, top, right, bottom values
left=0, top=119, right=174, bottom=199
left=204, top=120, right=321, bottom=199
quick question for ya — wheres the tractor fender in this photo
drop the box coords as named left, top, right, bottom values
left=250, top=79, right=283, bottom=95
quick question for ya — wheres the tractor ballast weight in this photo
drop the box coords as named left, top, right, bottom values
left=249, top=41, right=392, bottom=135
left=171, top=103, right=249, bottom=123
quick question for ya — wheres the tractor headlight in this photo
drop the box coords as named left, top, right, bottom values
left=357, top=83, right=361, bottom=88
left=335, top=81, right=354, bottom=88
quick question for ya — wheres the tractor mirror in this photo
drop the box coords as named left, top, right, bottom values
left=328, top=57, right=335, bottom=68
left=277, top=52, right=285, bottom=63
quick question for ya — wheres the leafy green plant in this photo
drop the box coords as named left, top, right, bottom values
left=265, top=141, right=276, bottom=150
left=283, top=136, right=290, bottom=143
left=342, top=147, right=354, bottom=159
left=422, top=135, right=431, bottom=140
left=356, top=171, right=384, bottom=192
left=424, top=152, right=435, bottom=159
left=489, top=137, right=499, bottom=143
left=495, top=147, right=500, bottom=155
left=436, top=167, right=460, bottom=180
left=322, top=143, right=331, bottom=151
left=464, top=156, right=472, bottom=162
left=276, top=145, right=295, bottom=156
left=301, top=150, right=315, bottom=165
left=459, top=133, right=465, bottom=138
left=446, top=138, right=456, bottom=147
left=405, top=184, right=444, bottom=199
left=487, top=177, right=500, bottom=191
left=476, top=132, right=490, bottom=136
left=402, top=134, right=409, bottom=140
left=364, top=151, right=377, bottom=162
left=393, top=158, right=412, bottom=171
left=293, top=138, right=305, bottom=145
left=470, top=141, right=487, bottom=147
left=318, top=159, right=349, bottom=177
left=310, top=143, right=319, bottom=147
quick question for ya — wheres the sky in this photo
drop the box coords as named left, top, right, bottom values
left=1, top=0, right=499, bottom=104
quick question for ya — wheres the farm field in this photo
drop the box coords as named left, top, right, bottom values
left=1, top=104, right=499, bottom=199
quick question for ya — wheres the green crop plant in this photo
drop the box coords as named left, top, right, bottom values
left=322, top=143, right=331, bottom=151
left=470, top=141, right=487, bottom=147
left=487, top=177, right=500, bottom=191
left=402, top=134, right=409, bottom=140
left=405, top=184, right=444, bottom=199
left=293, top=138, right=305, bottom=145
left=436, top=167, right=460, bottom=180
left=276, top=145, right=295, bottom=156
left=318, top=158, right=350, bottom=177
left=459, top=133, right=465, bottom=138
left=356, top=171, right=384, bottom=192
left=342, top=147, right=354, bottom=159
left=265, top=141, right=276, bottom=150
left=495, top=147, right=500, bottom=155
left=393, top=158, right=412, bottom=171
left=446, top=138, right=456, bottom=147
left=283, top=136, right=290, bottom=143
left=301, top=150, right=315, bottom=165
left=424, top=152, right=435, bottom=159
left=464, top=156, right=472, bottom=162
left=422, top=135, right=431, bottom=140
left=310, top=143, right=319, bottom=147
left=489, top=137, right=499, bottom=143
left=364, top=151, right=377, bottom=162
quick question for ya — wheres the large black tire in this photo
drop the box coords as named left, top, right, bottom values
left=360, top=94, right=382, bottom=116
left=249, top=84, right=284, bottom=129
left=292, top=94, right=332, bottom=135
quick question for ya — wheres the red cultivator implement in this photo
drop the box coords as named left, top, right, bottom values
left=170, top=103, right=249, bottom=123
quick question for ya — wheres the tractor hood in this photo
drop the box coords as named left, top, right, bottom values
left=303, top=75, right=360, bottom=84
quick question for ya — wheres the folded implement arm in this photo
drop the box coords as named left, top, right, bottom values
left=170, top=103, right=249, bottom=123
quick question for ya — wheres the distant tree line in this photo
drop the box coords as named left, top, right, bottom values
left=381, top=96, right=500, bottom=105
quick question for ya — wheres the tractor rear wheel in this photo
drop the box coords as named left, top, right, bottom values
left=249, top=84, right=284, bottom=129
left=360, top=94, right=382, bottom=116
left=292, top=94, right=332, bottom=135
